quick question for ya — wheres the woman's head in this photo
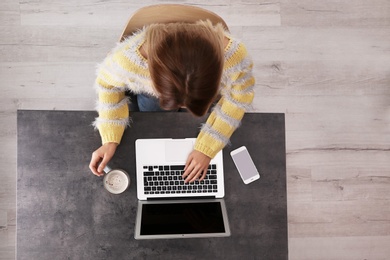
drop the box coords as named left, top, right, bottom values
left=146, top=20, right=225, bottom=116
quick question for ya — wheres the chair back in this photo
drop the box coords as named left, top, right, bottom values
left=119, top=4, right=229, bottom=42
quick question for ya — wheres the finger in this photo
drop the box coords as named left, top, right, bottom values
left=199, top=168, right=208, bottom=181
left=187, top=166, right=203, bottom=183
left=184, top=170, right=196, bottom=183
left=97, top=154, right=110, bottom=174
left=188, top=171, right=202, bottom=183
left=89, top=153, right=102, bottom=176
left=184, top=153, right=193, bottom=172
left=182, top=160, right=195, bottom=179
left=190, top=168, right=207, bottom=183
left=89, top=163, right=99, bottom=176
left=184, top=165, right=199, bottom=183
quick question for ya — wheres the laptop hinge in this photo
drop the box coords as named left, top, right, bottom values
left=147, top=196, right=216, bottom=201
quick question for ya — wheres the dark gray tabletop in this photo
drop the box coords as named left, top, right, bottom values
left=17, top=110, right=287, bottom=260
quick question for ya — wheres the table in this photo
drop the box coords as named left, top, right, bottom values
left=17, top=110, right=287, bottom=260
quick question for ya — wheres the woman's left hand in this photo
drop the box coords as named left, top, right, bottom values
left=182, top=150, right=211, bottom=183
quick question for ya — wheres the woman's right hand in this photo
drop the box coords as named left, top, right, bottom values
left=89, top=142, right=118, bottom=176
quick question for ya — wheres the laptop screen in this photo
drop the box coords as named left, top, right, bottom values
left=135, top=199, right=230, bottom=239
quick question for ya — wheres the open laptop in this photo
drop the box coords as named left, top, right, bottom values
left=134, top=138, right=231, bottom=239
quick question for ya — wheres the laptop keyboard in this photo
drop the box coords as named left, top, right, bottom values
left=142, top=164, right=218, bottom=195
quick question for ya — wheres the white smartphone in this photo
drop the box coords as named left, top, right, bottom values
left=230, top=146, right=260, bottom=184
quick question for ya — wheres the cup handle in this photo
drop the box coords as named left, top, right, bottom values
left=103, top=165, right=112, bottom=174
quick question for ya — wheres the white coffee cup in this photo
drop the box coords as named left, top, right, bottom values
left=103, top=166, right=130, bottom=194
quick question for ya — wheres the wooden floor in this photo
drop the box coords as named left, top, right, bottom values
left=1, top=0, right=389, bottom=259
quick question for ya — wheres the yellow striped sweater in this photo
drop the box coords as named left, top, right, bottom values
left=93, top=28, right=255, bottom=158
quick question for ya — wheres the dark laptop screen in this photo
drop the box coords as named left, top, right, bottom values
left=140, top=202, right=226, bottom=235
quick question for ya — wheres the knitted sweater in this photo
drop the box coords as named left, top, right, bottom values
left=93, top=28, right=255, bottom=158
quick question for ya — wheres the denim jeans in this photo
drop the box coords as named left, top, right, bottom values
left=137, top=94, right=165, bottom=111
left=128, top=93, right=179, bottom=112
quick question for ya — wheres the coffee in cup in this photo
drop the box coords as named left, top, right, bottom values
left=103, top=167, right=130, bottom=194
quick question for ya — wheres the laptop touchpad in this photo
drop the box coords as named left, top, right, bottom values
left=165, top=140, right=194, bottom=162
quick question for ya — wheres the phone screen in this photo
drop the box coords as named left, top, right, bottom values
left=231, top=148, right=259, bottom=180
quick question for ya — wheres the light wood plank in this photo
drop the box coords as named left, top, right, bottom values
left=287, top=150, right=390, bottom=170
left=0, top=226, right=16, bottom=260
left=19, top=1, right=281, bottom=27
left=0, top=210, right=7, bottom=230
left=289, top=236, right=390, bottom=260
left=251, top=60, right=390, bottom=96
left=287, top=168, right=313, bottom=202
left=1, top=62, right=96, bottom=99
left=289, top=199, right=390, bottom=237
left=242, top=26, right=390, bottom=62
left=0, top=1, right=20, bottom=26
left=0, top=26, right=118, bottom=62
left=311, top=174, right=390, bottom=201
left=281, top=0, right=390, bottom=27
left=15, top=98, right=96, bottom=111
left=0, top=101, right=17, bottom=226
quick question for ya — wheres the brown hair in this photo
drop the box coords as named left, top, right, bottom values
left=146, top=20, right=225, bottom=116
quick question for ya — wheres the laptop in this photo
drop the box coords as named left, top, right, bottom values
left=134, top=138, right=231, bottom=239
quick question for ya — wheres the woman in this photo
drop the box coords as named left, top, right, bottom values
left=89, top=20, right=255, bottom=183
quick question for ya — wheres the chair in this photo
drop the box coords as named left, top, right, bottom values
left=119, top=4, right=229, bottom=42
